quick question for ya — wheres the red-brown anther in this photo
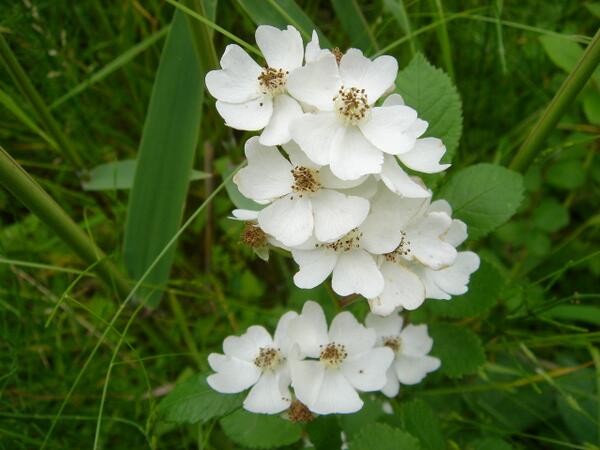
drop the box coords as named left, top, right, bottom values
left=258, top=67, right=288, bottom=95
left=331, top=47, right=344, bottom=65
left=291, top=166, right=320, bottom=194
left=241, top=222, right=267, bottom=248
left=287, top=400, right=315, bottom=423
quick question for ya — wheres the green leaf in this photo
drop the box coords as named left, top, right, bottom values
left=532, top=198, right=569, bottom=232
left=539, top=35, right=600, bottom=86
left=395, top=53, right=463, bottom=161
left=399, top=400, right=445, bottom=450
left=83, top=160, right=209, bottom=191
left=339, top=396, right=384, bottom=439
left=306, top=415, right=343, bottom=450
left=583, top=88, right=600, bottom=125
left=158, top=374, right=244, bottom=424
left=437, top=163, right=524, bottom=240
left=468, top=437, right=513, bottom=450
left=542, top=305, right=600, bottom=327
left=331, top=0, right=378, bottom=53
left=587, top=2, right=600, bottom=18
left=220, top=409, right=302, bottom=449
left=546, top=159, right=586, bottom=190
left=429, top=323, right=485, bottom=377
left=349, top=423, right=421, bottom=450
left=123, top=10, right=204, bottom=306
left=235, top=0, right=331, bottom=47
left=427, top=259, right=503, bottom=318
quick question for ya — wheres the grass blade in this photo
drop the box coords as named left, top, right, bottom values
left=383, top=0, right=418, bottom=56
left=123, top=9, right=204, bottom=307
left=331, top=0, right=379, bottom=53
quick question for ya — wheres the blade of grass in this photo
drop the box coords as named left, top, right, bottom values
left=429, top=0, right=455, bottom=81
left=383, top=0, right=417, bottom=56
left=49, top=26, right=170, bottom=109
left=510, top=28, right=600, bottom=172
left=0, top=145, right=130, bottom=299
left=183, top=0, right=219, bottom=70
left=0, top=34, right=84, bottom=170
left=331, top=0, right=379, bottom=53
left=123, top=9, right=204, bottom=307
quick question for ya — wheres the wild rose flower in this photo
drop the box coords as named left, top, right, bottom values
left=365, top=311, right=440, bottom=397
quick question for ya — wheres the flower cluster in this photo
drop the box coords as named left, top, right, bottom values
left=208, top=301, right=439, bottom=415
left=206, top=25, right=479, bottom=315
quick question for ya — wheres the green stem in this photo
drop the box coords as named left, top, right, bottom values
left=183, top=0, right=219, bottom=71
left=168, top=293, right=204, bottom=370
left=509, top=27, right=600, bottom=172
left=0, top=145, right=130, bottom=299
left=430, top=0, right=455, bottom=81
left=0, top=34, right=84, bottom=170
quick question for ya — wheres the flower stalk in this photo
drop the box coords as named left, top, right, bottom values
left=0, top=145, right=130, bottom=299
left=509, top=27, right=600, bottom=173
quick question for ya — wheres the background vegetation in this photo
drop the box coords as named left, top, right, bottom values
left=0, top=0, right=598, bottom=448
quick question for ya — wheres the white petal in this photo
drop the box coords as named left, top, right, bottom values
left=379, top=154, right=431, bottom=198
left=406, top=212, right=457, bottom=269
left=382, top=93, right=404, bottom=106
left=234, top=137, right=292, bottom=202
left=222, top=325, right=273, bottom=361
left=400, top=324, right=434, bottom=357
left=258, top=196, right=313, bottom=247
left=359, top=106, right=417, bottom=155
left=398, top=137, right=450, bottom=174
left=287, top=53, right=341, bottom=110
left=319, top=166, right=367, bottom=189
left=216, top=96, right=272, bottom=131
left=283, top=139, right=320, bottom=169
left=259, top=94, right=303, bottom=146
left=428, top=199, right=452, bottom=215
left=408, top=119, right=429, bottom=139
left=311, top=190, right=369, bottom=242
left=394, top=354, right=441, bottom=385
left=291, top=360, right=363, bottom=414
left=243, top=370, right=291, bottom=414
left=329, top=126, right=383, bottom=180
left=373, top=262, right=425, bottom=314
left=339, top=49, right=398, bottom=103
left=342, top=347, right=394, bottom=391
left=341, top=175, right=379, bottom=198
left=255, top=25, right=303, bottom=71
left=290, top=112, right=344, bottom=166
left=230, top=209, right=260, bottom=221
left=427, top=251, right=480, bottom=297
left=205, top=44, right=262, bottom=103
left=287, top=300, right=329, bottom=358
left=365, top=312, right=403, bottom=339
left=445, top=219, right=468, bottom=247
left=305, top=30, right=330, bottom=63
left=328, top=311, right=376, bottom=356
left=332, top=250, right=384, bottom=299
left=381, top=366, right=400, bottom=397
left=274, top=311, right=299, bottom=355
left=207, top=353, right=261, bottom=393
left=411, top=264, right=451, bottom=300
left=292, top=248, right=338, bottom=290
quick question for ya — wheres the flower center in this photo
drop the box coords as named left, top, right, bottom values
left=258, top=67, right=288, bottom=95
left=331, top=47, right=344, bottom=64
left=254, top=346, right=282, bottom=371
left=318, top=228, right=362, bottom=252
left=333, top=85, right=370, bottom=125
left=241, top=222, right=267, bottom=248
left=287, top=400, right=315, bottom=423
left=382, top=336, right=401, bottom=353
left=319, top=342, right=348, bottom=368
left=383, top=231, right=411, bottom=262
left=291, top=166, right=320, bottom=194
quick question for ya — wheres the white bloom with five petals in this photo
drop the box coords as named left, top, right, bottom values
left=288, top=301, right=394, bottom=414
left=234, top=137, right=370, bottom=247
left=207, top=311, right=297, bottom=414
left=205, top=25, right=304, bottom=145
left=365, top=311, right=440, bottom=397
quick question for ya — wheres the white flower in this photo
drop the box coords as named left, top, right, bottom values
left=207, top=311, right=298, bottom=414
left=288, top=301, right=394, bottom=414
left=234, top=137, right=370, bottom=247
left=367, top=189, right=460, bottom=315
left=290, top=185, right=413, bottom=299
left=288, top=48, right=426, bottom=180
left=230, top=209, right=274, bottom=261
left=205, top=25, right=304, bottom=145
left=365, top=311, right=440, bottom=397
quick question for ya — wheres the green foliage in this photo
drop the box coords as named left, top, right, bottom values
left=395, top=53, right=463, bottom=161
left=306, top=415, right=342, bottom=450
left=429, top=323, right=486, bottom=377
left=158, top=373, right=244, bottom=424
left=398, top=400, right=445, bottom=450
left=331, top=0, right=377, bottom=53
left=349, top=423, right=421, bottom=450
left=220, top=409, right=302, bottom=449
left=437, top=164, right=524, bottom=239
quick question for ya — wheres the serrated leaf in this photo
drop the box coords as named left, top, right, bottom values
left=220, top=409, right=302, bottom=449
left=428, top=259, right=503, bottom=318
left=339, top=396, right=384, bottom=439
left=158, top=374, right=244, bottom=424
left=437, top=163, right=524, bottom=240
left=429, top=323, right=485, bottom=377
left=349, top=423, right=421, bottom=450
left=395, top=53, right=462, bottom=161
left=83, top=159, right=209, bottom=191
left=399, top=400, right=445, bottom=450
left=306, top=415, right=342, bottom=450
